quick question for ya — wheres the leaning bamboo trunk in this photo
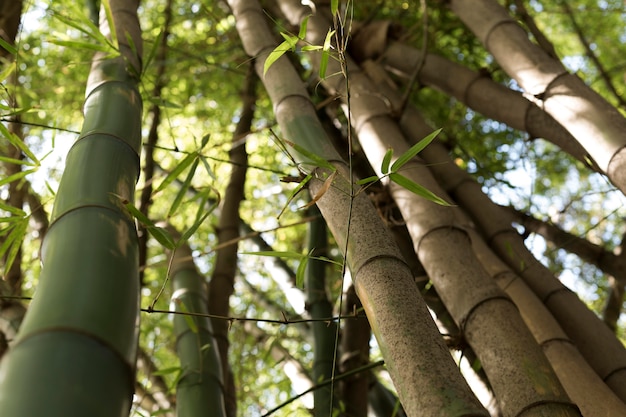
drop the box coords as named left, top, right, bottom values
left=229, top=1, right=489, bottom=415
left=360, top=61, right=626, bottom=411
left=448, top=0, right=626, bottom=194
left=0, top=1, right=143, bottom=416
left=362, top=40, right=597, bottom=171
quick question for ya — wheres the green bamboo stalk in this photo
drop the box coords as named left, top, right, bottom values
left=305, top=205, right=337, bottom=416
left=167, top=226, right=227, bottom=417
left=0, top=1, right=143, bottom=416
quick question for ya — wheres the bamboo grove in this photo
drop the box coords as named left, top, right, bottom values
left=0, top=0, right=625, bottom=416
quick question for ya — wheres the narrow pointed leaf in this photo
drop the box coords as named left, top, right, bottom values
left=296, top=255, right=309, bottom=289
left=389, top=172, right=451, bottom=206
left=356, top=175, right=380, bottom=186
left=148, top=225, right=176, bottom=250
left=168, top=158, right=199, bottom=217
left=1, top=123, right=39, bottom=164
left=142, top=29, right=164, bottom=74
left=0, top=168, right=38, bottom=188
left=284, top=140, right=336, bottom=170
left=101, top=0, right=118, bottom=49
left=277, top=173, right=312, bottom=219
left=242, top=250, right=306, bottom=260
left=178, top=208, right=212, bottom=244
left=391, top=128, right=442, bottom=172
left=298, top=16, right=309, bottom=39
left=155, top=152, right=197, bottom=194
left=0, top=38, right=17, bottom=55
left=264, top=40, right=291, bottom=76
left=331, top=0, right=339, bottom=15
left=381, top=148, right=393, bottom=174
left=319, top=29, right=335, bottom=79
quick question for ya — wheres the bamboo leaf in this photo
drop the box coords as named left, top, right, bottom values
left=0, top=155, right=36, bottom=166
left=0, top=60, right=16, bottom=82
left=47, top=39, right=117, bottom=54
left=0, top=168, right=38, bottom=188
left=200, top=133, right=211, bottom=150
left=101, top=0, right=118, bottom=49
left=331, top=0, right=339, bottom=15
left=298, top=16, right=309, bottom=39
left=155, top=152, right=197, bottom=194
left=243, top=250, right=306, bottom=260
left=356, top=175, right=380, bottom=186
left=0, top=123, right=39, bottom=165
left=0, top=202, right=26, bottom=217
left=301, top=45, right=323, bottom=51
left=319, top=29, right=335, bottom=79
left=277, top=173, right=312, bottom=219
left=178, top=208, right=212, bottom=245
left=199, top=155, right=216, bottom=180
left=284, top=140, right=335, bottom=171
left=263, top=40, right=292, bottom=76
left=148, top=225, right=177, bottom=250
left=0, top=38, right=17, bottom=56
left=391, top=128, right=442, bottom=172
left=381, top=148, right=393, bottom=174
left=2, top=219, right=27, bottom=276
left=167, top=158, right=199, bottom=218
left=120, top=198, right=155, bottom=226
left=389, top=172, right=451, bottom=206
left=142, top=29, right=164, bottom=74
left=296, top=254, right=309, bottom=289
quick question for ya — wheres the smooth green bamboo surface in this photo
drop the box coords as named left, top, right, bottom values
left=170, top=245, right=227, bottom=417
left=0, top=2, right=143, bottom=411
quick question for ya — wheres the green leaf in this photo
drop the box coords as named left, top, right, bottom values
left=263, top=40, right=292, bottom=76
left=0, top=155, right=36, bottom=167
left=277, top=173, right=312, bottom=219
left=284, top=140, right=335, bottom=171
left=356, top=175, right=380, bottom=186
left=0, top=168, right=38, bottom=188
left=381, top=148, right=393, bottom=174
left=391, top=128, right=442, bottom=172
left=47, top=39, right=117, bottom=54
left=389, top=172, right=451, bottom=206
left=155, top=152, right=197, bottom=194
left=200, top=133, right=211, bottom=150
left=178, top=208, right=212, bottom=245
left=167, top=158, right=199, bottom=218
left=142, top=29, right=164, bottom=75
left=0, top=123, right=39, bottom=165
left=242, top=250, right=307, bottom=259
left=296, top=254, right=309, bottom=289
left=120, top=198, right=154, bottom=226
left=147, top=225, right=176, bottom=250
left=199, top=155, right=216, bottom=180
left=0, top=38, right=17, bottom=56
left=101, top=0, right=118, bottom=49
left=331, top=0, right=339, bottom=15
left=0, top=218, right=28, bottom=277
left=298, top=16, right=309, bottom=39
left=0, top=60, right=16, bottom=83
left=319, top=29, right=335, bottom=79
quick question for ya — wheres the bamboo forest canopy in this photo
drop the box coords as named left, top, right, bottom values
left=1, top=0, right=626, bottom=416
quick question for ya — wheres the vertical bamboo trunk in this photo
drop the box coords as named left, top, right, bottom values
left=229, top=1, right=489, bottom=415
left=305, top=205, right=337, bottom=416
left=167, top=226, right=227, bottom=417
left=0, top=1, right=143, bottom=416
